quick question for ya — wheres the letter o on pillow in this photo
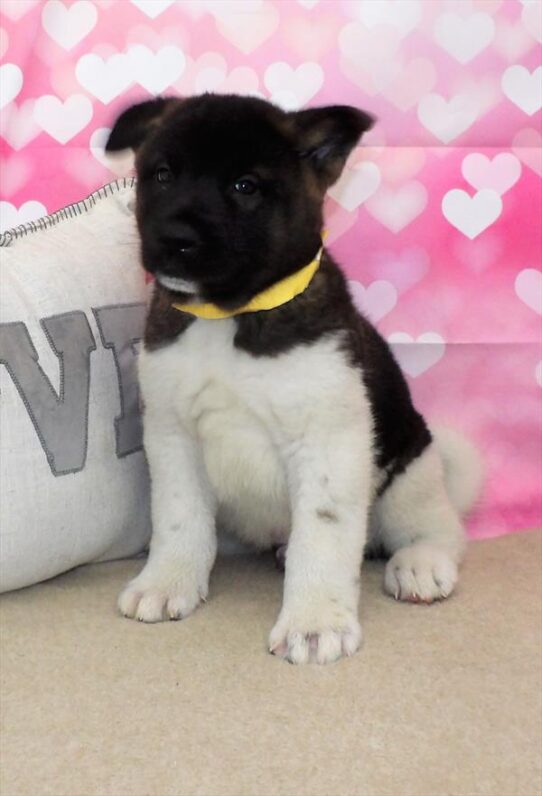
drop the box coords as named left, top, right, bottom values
left=0, top=180, right=151, bottom=592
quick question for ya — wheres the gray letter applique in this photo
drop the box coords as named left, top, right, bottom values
left=93, top=303, right=146, bottom=458
left=0, top=312, right=96, bottom=476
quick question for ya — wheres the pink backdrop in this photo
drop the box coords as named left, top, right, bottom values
left=1, top=0, right=541, bottom=537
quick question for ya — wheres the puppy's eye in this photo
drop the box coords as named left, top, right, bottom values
left=233, top=176, right=258, bottom=195
left=155, top=166, right=172, bottom=185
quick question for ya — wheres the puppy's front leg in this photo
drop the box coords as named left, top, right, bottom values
left=269, top=407, right=372, bottom=664
left=118, top=412, right=217, bottom=623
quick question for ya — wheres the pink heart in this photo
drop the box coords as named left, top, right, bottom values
left=515, top=268, right=542, bottom=316
left=387, top=332, right=446, bottom=377
left=462, top=153, right=522, bottom=195
left=365, top=182, right=428, bottom=233
left=522, top=1, right=542, bottom=44
left=1, top=0, right=39, bottom=21
left=348, top=280, right=398, bottom=323
left=324, top=199, right=358, bottom=245
left=382, top=58, right=437, bottom=112
left=220, top=66, right=260, bottom=95
left=0, top=27, right=8, bottom=60
left=0, top=100, right=40, bottom=150
left=0, top=155, right=33, bottom=197
left=453, top=234, right=502, bottom=273
left=512, top=128, right=542, bottom=176
left=374, top=147, right=426, bottom=183
left=369, top=247, right=430, bottom=292
left=215, top=3, right=279, bottom=54
left=339, top=22, right=401, bottom=95
left=282, top=14, right=340, bottom=61
left=63, top=150, right=109, bottom=189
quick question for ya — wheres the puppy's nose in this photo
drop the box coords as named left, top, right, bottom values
left=162, top=223, right=201, bottom=254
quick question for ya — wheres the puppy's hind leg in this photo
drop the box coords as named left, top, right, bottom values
left=374, top=442, right=468, bottom=604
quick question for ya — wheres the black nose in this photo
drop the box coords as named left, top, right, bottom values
left=161, top=223, right=201, bottom=254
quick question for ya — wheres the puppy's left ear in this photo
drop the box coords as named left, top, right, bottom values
left=106, top=97, right=180, bottom=152
left=290, top=106, right=375, bottom=189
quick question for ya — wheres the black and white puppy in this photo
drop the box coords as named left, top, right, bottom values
left=106, top=94, right=483, bottom=665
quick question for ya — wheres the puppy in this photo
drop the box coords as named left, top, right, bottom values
left=106, top=94, right=483, bottom=664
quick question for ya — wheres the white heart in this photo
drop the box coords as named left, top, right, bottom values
left=264, top=62, right=323, bottom=109
left=388, top=332, right=446, bottom=377
left=461, top=152, right=522, bottom=195
left=130, top=0, right=175, bottom=18
left=127, top=45, right=186, bottom=95
left=434, top=12, right=495, bottom=64
left=328, top=162, right=381, bottom=212
left=297, top=0, right=320, bottom=7
left=0, top=64, right=23, bottom=110
left=417, top=93, right=479, bottom=143
left=0, top=99, right=40, bottom=150
left=442, top=189, right=502, bottom=240
left=89, top=127, right=135, bottom=175
left=41, top=0, right=97, bottom=51
left=515, top=268, right=542, bottom=315
left=357, top=0, right=421, bottom=39
left=365, top=181, right=427, bottom=233
left=348, top=280, right=397, bottom=323
left=0, top=200, right=47, bottom=234
left=33, top=94, right=93, bottom=143
left=502, top=65, right=542, bottom=115
left=76, top=52, right=133, bottom=104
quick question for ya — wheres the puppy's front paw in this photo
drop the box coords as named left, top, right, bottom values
left=269, top=602, right=362, bottom=665
left=384, top=544, right=458, bottom=603
left=118, top=563, right=209, bottom=623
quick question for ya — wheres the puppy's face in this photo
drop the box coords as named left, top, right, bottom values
left=107, top=94, right=373, bottom=308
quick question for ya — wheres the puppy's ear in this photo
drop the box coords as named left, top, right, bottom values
left=290, top=106, right=375, bottom=188
left=105, top=97, right=179, bottom=152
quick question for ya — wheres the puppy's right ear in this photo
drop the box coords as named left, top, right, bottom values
left=106, top=97, right=179, bottom=152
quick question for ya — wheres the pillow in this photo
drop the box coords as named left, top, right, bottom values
left=0, top=179, right=151, bottom=593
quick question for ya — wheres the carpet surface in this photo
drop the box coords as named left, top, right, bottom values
left=1, top=531, right=541, bottom=796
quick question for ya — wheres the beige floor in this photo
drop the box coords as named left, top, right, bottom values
left=1, top=531, right=541, bottom=796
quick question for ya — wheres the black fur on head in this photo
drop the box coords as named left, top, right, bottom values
left=106, top=94, right=374, bottom=309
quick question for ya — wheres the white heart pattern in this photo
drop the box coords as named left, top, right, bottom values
left=434, top=12, right=495, bottom=64
left=76, top=53, right=133, bottom=104
left=0, top=200, right=47, bottom=233
left=442, top=189, right=502, bottom=239
left=328, top=162, right=381, bottom=212
left=502, top=65, right=542, bottom=115
left=388, top=332, right=446, bottom=377
left=357, top=0, right=421, bottom=39
left=0, top=63, right=23, bottom=110
left=264, top=62, right=323, bottom=110
left=417, top=93, right=479, bottom=143
left=365, top=181, right=428, bottom=233
left=348, top=280, right=398, bottom=323
left=461, top=153, right=522, bottom=195
left=33, top=94, right=93, bottom=143
left=515, top=268, right=542, bottom=316
left=130, top=0, right=176, bottom=18
left=41, top=0, right=98, bottom=51
left=127, top=45, right=186, bottom=95
left=0, top=99, right=40, bottom=150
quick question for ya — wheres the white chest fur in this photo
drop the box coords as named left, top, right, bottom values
left=138, top=318, right=374, bottom=549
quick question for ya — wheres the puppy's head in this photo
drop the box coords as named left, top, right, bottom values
left=107, top=94, right=373, bottom=308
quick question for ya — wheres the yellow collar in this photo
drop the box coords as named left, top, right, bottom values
left=172, top=246, right=323, bottom=320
